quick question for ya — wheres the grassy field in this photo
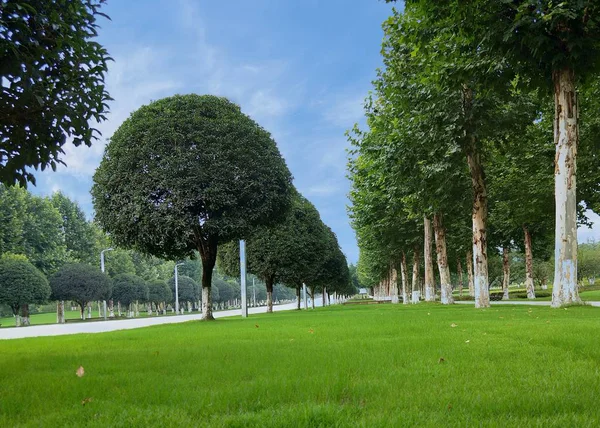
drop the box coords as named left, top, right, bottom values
left=0, top=310, right=81, bottom=327
left=1, top=304, right=599, bottom=427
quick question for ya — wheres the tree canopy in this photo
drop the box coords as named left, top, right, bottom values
left=92, top=94, right=293, bottom=319
left=0, top=0, right=112, bottom=186
left=0, top=254, right=50, bottom=319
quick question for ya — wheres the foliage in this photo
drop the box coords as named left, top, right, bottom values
left=147, top=280, right=172, bottom=306
left=0, top=0, right=112, bottom=186
left=50, top=192, right=96, bottom=264
left=112, top=274, right=147, bottom=307
left=167, top=275, right=197, bottom=303
left=49, top=263, right=111, bottom=315
left=0, top=253, right=50, bottom=315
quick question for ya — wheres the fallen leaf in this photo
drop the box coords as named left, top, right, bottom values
left=81, top=397, right=93, bottom=406
left=289, top=338, right=294, bottom=342
left=255, top=324, right=259, bottom=328
left=450, top=323, right=457, bottom=328
left=465, top=340, right=470, bottom=343
left=427, top=312, right=431, bottom=315
left=438, top=357, right=445, bottom=364
left=499, top=316, right=504, bottom=319
left=447, top=403, right=452, bottom=411
left=153, top=351, right=159, bottom=356
left=309, top=328, right=314, bottom=334
left=76, top=366, right=85, bottom=378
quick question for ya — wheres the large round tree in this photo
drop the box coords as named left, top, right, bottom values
left=0, top=254, right=50, bottom=326
left=92, top=94, right=293, bottom=320
left=49, top=263, right=112, bottom=321
left=112, top=273, right=146, bottom=317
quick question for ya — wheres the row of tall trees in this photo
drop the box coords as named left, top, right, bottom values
left=348, top=1, right=600, bottom=307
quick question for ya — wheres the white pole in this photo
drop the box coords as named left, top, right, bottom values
left=174, top=263, right=181, bottom=315
left=100, top=248, right=113, bottom=321
left=240, top=240, right=248, bottom=318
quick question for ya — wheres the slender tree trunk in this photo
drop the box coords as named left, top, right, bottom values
left=433, top=213, right=454, bottom=304
left=266, top=276, right=274, bottom=313
left=424, top=216, right=436, bottom=302
left=457, top=259, right=464, bottom=297
left=523, top=225, right=536, bottom=300
left=87, top=302, right=92, bottom=319
left=464, top=86, right=490, bottom=308
left=109, top=299, right=114, bottom=318
left=322, top=286, right=327, bottom=307
left=118, top=301, right=121, bottom=317
left=20, top=304, right=30, bottom=326
left=57, top=301, right=65, bottom=324
left=466, top=250, right=474, bottom=297
left=502, top=246, right=510, bottom=301
left=411, top=247, right=420, bottom=304
left=552, top=67, right=580, bottom=307
left=401, top=252, right=409, bottom=305
left=310, top=286, right=315, bottom=309
left=199, top=235, right=218, bottom=320
left=391, top=265, right=399, bottom=304
left=296, top=285, right=301, bottom=310
left=13, top=306, right=21, bottom=327
left=80, top=303, right=85, bottom=320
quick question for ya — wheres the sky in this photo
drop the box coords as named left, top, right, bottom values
left=29, top=0, right=600, bottom=264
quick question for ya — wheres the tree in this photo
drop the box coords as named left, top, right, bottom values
left=50, top=192, right=96, bottom=264
left=92, top=94, right=293, bottom=320
left=0, top=254, right=50, bottom=326
left=478, top=1, right=600, bottom=305
left=147, top=279, right=172, bottom=312
left=0, top=0, right=112, bottom=186
left=0, top=185, right=66, bottom=274
left=219, top=192, right=333, bottom=312
left=49, top=263, right=111, bottom=320
left=112, top=274, right=146, bottom=317
left=167, top=275, right=197, bottom=309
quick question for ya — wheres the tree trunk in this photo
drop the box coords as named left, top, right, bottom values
left=552, top=67, right=580, bottom=307
left=310, top=286, right=315, bottom=309
left=80, top=302, right=85, bottom=320
left=466, top=250, right=474, bottom=297
left=199, top=234, right=218, bottom=320
left=296, top=285, right=301, bottom=310
left=523, top=225, right=536, bottom=300
left=391, top=265, right=399, bottom=304
left=401, top=252, right=409, bottom=305
left=433, top=213, right=454, bottom=304
left=322, top=286, right=327, bottom=307
left=20, top=304, right=30, bottom=326
left=266, top=276, right=274, bottom=313
left=464, top=85, right=490, bottom=308
left=13, top=306, right=21, bottom=327
left=109, top=299, right=114, bottom=318
left=57, top=300, right=65, bottom=324
left=424, top=216, right=436, bottom=302
left=118, top=301, right=121, bottom=317
left=457, top=259, right=464, bottom=297
left=411, top=247, right=420, bottom=304
left=87, top=302, right=92, bottom=319
left=502, top=246, right=510, bottom=300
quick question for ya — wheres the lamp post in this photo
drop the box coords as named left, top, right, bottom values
left=100, top=248, right=113, bottom=320
left=174, top=262, right=184, bottom=315
left=240, top=240, right=248, bottom=318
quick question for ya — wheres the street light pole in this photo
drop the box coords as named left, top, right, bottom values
left=240, top=240, right=248, bottom=318
left=100, top=248, right=113, bottom=320
left=175, top=262, right=184, bottom=315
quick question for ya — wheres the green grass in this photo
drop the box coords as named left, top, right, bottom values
left=0, top=310, right=82, bottom=327
left=1, top=304, right=600, bottom=427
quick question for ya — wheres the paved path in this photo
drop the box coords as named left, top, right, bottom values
left=0, top=298, right=325, bottom=340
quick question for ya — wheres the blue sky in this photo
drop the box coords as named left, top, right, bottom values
left=30, top=0, right=599, bottom=263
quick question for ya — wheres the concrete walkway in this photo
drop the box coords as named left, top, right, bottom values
left=0, top=298, right=324, bottom=340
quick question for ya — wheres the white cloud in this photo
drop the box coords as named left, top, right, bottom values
left=323, top=95, right=366, bottom=128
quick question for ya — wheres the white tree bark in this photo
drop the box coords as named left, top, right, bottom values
left=502, top=246, right=510, bottom=301
left=202, top=286, right=214, bottom=319
left=552, top=67, right=580, bottom=307
left=391, top=266, right=399, bottom=304
left=411, top=248, right=420, bottom=304
left=457, top=258, right=464, bottom=297
left=433, top=213, right=454, bottom=304
left=322, top=286, right=327, bottom=307
left=401, top=252, right=409, bottom=305
left=523, top=226, right=536, bottom=299
left=424, top=216, right=436, bottom=302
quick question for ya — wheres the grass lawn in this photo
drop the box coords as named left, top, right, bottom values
left=0, top=310, right=82, bottom=327
left=1, top=304, right=599, bottom=427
